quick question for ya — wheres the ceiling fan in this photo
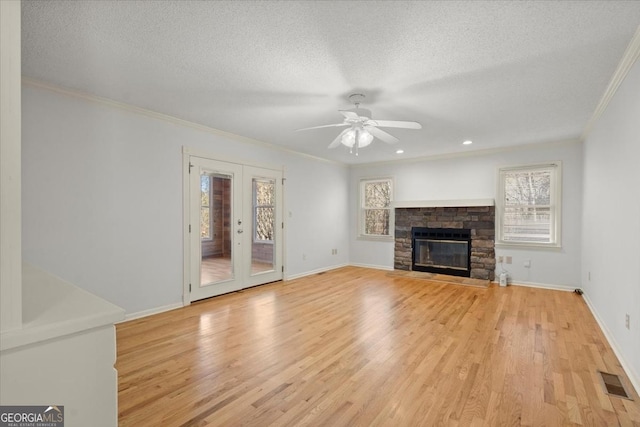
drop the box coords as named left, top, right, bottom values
left=297, top=93, right=422, bottom=155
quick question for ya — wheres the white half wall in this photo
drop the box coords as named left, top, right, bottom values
left=350, top=140, right=583, bottom=289
left=21, top=84, right=350, bottom=315
left=582, top=57, right=640, bottom=390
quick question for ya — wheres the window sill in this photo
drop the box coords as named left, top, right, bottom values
left=495, top=241, right=562, bottom=250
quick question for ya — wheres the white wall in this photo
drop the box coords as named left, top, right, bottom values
left=350, top=140, right=583, bottom=288
left=0, top=0, right=22, bottom=332
left=582, top=57, right=640, bottom=389
left=284, top=157, right=350, bottom=277
left=22, top=84, right=350, bottom=315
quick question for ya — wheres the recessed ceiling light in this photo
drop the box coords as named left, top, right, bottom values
left=396, top=149, right=404, bottom=154
left=462, top=140, right=473, bottom=145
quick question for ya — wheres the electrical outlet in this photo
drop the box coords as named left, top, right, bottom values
left=302, top=253, right=306, bottom=261
left=524, top=259, right=531, bottom=268
left=497, top=256, right=503, bottom=263
left=505, top=256, right=512, bottom=264
left=625, top=314, right=630, bottom=330
left=331, top=249, right=338, bottom=255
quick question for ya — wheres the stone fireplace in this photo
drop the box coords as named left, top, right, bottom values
left=394, top=202, right=495, bottom=280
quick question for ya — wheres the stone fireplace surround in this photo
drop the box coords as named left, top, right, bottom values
left=394, top=200, right=495, bottom=280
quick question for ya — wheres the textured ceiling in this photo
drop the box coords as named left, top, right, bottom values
left=21, top=1, right=640, bottom=165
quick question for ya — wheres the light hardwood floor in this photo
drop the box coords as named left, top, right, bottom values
left=116, top=266, right=640, bottom=426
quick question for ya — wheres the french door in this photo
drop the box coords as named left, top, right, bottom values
left=187, top=156, right=283, bottom=302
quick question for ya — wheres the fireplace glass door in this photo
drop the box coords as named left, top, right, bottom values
left=414, top=239, right=469, bottom=271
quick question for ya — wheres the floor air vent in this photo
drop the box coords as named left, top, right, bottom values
left=598, top=371, right=632, bottom=400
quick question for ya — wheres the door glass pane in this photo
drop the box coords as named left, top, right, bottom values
left=200, top=171, right=233, bottom=286
left=251, top=178, right=275, bottom=275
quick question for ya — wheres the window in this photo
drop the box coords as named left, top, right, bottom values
left=200, top=174, right=211, bottom=240
left=253, top=178, right=275, bottom=242
left=497, top=162, right=561, bottom=247
left=360, top=178, right=393, bottom=239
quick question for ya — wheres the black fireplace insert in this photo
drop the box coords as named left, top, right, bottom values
left=411, top=228, right=471, bottom=277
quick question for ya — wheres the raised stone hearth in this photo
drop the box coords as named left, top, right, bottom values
left=395, top=205, right=495, bottom=280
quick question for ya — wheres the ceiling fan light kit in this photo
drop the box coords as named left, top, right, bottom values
left=341, top=128, right=373, bottom=148
left=297, top=93, right=422, bottom=156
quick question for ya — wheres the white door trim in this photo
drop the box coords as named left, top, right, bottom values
left=182, top=151, right=191, bottom=307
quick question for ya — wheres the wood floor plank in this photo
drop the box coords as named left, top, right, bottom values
left=116, top=266, right=640, bottom=426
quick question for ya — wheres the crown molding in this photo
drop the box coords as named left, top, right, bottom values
left=21, top=77, right=344, bottom=167
left=20, top=76, right=589, bottom=170
left=581, top=25, right=640, bottom=141
left=350, top=138, right=581, bottom=169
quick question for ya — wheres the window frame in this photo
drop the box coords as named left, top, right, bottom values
left=252, top=177, right=275, bottom=244
left=358, top=177, right=394, bottom=241
left=200, top=174, right=213, bottom=242
left=496, top=162, right=562, bottom=248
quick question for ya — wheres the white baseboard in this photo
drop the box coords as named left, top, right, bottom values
left=348, top=263, right=394, bottom=271
left=284, top=263, right=349, bottom=281
left=120, top=302, right=184, bottom=323
left=503, top=280, right=576, bottom=292
left=582, top=291, right=639, bottom=396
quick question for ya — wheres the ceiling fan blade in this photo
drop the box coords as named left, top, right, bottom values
left=328, top=128, right=350, bottom=149
left=339, top=110, right=360, bottom=120
left=296, top=123, right=348, bottom=131
left=367, top=126, right=399, bottom=144
left=367, top=120, right=422, bottom=129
